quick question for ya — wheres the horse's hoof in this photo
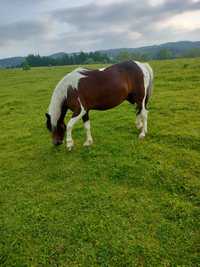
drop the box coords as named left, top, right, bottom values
left=66, top=140, right=74, bottom=151
left=136, top=122, right=143, bottom=130
left=83, top=139, right=93, bottom=147
left=139, top=133, right=145, bottom=140
left=67, top=146, right=73, bottom=151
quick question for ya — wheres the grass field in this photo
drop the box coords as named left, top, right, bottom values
left=0, top=58, right=200, bottom=266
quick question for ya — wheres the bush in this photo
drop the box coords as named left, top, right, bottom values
left=22, top=60, right=31, bottom=70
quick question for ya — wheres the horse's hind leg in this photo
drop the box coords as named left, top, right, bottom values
left=127, top=94, right=147, bottom=138
left=66, top=106, right=86, bottom=151
left=136, top=101, right=148, bottom=139
left=135, top=107, right=143, bottom=130
left=82, top=112, right=93, bottom=147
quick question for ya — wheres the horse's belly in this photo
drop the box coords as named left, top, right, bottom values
left=92, top=98, right=124, bottom=110
left=91, top=88, right=127, bottom=110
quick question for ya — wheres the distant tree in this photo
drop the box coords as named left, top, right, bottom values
left=115, top=50, right=151, bottom=62
left=22, top=60, right=31, bottom=70
left=157, top=49, right=173, bottom=60
left=24, top=51, right=111, bottom=67
left=182, top=48, right=200, bottom=58
left=26, top=54, right=41, bottom=66
left=78, top=51, right=88, bottom=64
left=116, top=51, right=131, bottom=62
left=129, top=52, right=150, bottom=62
left=84, top=58, right=95, bottom=64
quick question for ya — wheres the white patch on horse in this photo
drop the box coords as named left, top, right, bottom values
left=83, top=120, right=93, bottom=146
left=99, top=68, right=106, bottom=71
left=48, top=67, right=86, bottom=127
left=134, top=61, right=153, bottom=138
left=66, top=104, right=86, bottom=151
left=134, top=61, right=151, bottom=108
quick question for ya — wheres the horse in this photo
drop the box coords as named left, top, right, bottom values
left=46, top=60, right=153, bottom=150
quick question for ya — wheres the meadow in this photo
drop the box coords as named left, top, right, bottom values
left=0, top=58, right=200, bottom=266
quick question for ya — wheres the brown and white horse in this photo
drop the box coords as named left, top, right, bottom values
left=46, top=60, right=153, bottom=150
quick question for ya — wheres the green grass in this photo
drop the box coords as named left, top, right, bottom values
left=0, top=59, right=200, bottom=266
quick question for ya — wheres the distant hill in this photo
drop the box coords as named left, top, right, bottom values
left=0, top=57, right=24, bottom=68
left=1, top=41, right=200, bottom=68
left=49, top=52, right=66, bottom=59
left=98, top=41, right=200, bottom=58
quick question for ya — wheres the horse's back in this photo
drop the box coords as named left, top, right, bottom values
left=77, top=61, right=152, bottom=110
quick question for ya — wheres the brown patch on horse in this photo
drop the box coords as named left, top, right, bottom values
left=46, top=113, right=52, bottom=131
left=65, top=86, right=82, bottom=115
left=78, top=61, right=145, bottom=111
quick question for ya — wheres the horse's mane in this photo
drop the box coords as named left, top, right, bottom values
left=80, top=69, right=98, bottom=76
left=79, top=67, right=109, bottom=79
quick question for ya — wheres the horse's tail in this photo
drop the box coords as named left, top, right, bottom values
left=144, top=63, right=154, bottom=108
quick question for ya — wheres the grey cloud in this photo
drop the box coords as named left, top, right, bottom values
left=1, top=0, right=200, bottom=57
left=52, top=0, right=200, bottom=30
left=52, top=1, right=147, bottom=30
left=0, top=20, right=49, bottom=46
left=50, top=0, right=200, bottom=51
left=51, top=22, right=143, bottom=52
left=0, top=0, right=46, bottom=4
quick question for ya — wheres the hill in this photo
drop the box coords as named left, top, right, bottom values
left=1, top=40, right=200, bottom=68
left=49, top=52, right=67, bottom=59
left=98, top=41, right=200, bottom=58
left=0, top=57, right=24, bottom=68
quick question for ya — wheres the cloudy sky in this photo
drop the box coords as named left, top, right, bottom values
left=0, top=0, right=200, bottom=58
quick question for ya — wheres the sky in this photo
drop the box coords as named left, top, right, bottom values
left=0, top=0, right=200, bottom=58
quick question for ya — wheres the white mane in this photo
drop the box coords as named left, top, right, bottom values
left=48, top=67, right=86, bottom=127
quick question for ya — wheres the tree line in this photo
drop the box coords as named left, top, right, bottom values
left=22, top=47, right=200, bottom=69
left=23, top=52, right=110, bottom=69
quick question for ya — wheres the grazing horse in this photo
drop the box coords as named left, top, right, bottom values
left=46, top=60, right=153, bottom=150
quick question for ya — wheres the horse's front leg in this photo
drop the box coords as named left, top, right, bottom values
left=82, top=112, right=93, bottom=147
left=66, top=108, right=86, bottom=151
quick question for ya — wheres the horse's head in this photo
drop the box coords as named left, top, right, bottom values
left=45, top=113, right=66, bottom=146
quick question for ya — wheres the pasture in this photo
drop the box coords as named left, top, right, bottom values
left=0, top=58, right=200, bottom=266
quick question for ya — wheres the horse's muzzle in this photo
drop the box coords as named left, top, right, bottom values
left=53, top=140, right=63, bottom=146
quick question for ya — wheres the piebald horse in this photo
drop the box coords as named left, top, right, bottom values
left=46, top=60, right=153, bottom=150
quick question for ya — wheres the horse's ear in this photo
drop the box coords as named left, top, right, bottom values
left=45, top=113, right=50, bottom=120
left=45, top=113, right=52, bottom=131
